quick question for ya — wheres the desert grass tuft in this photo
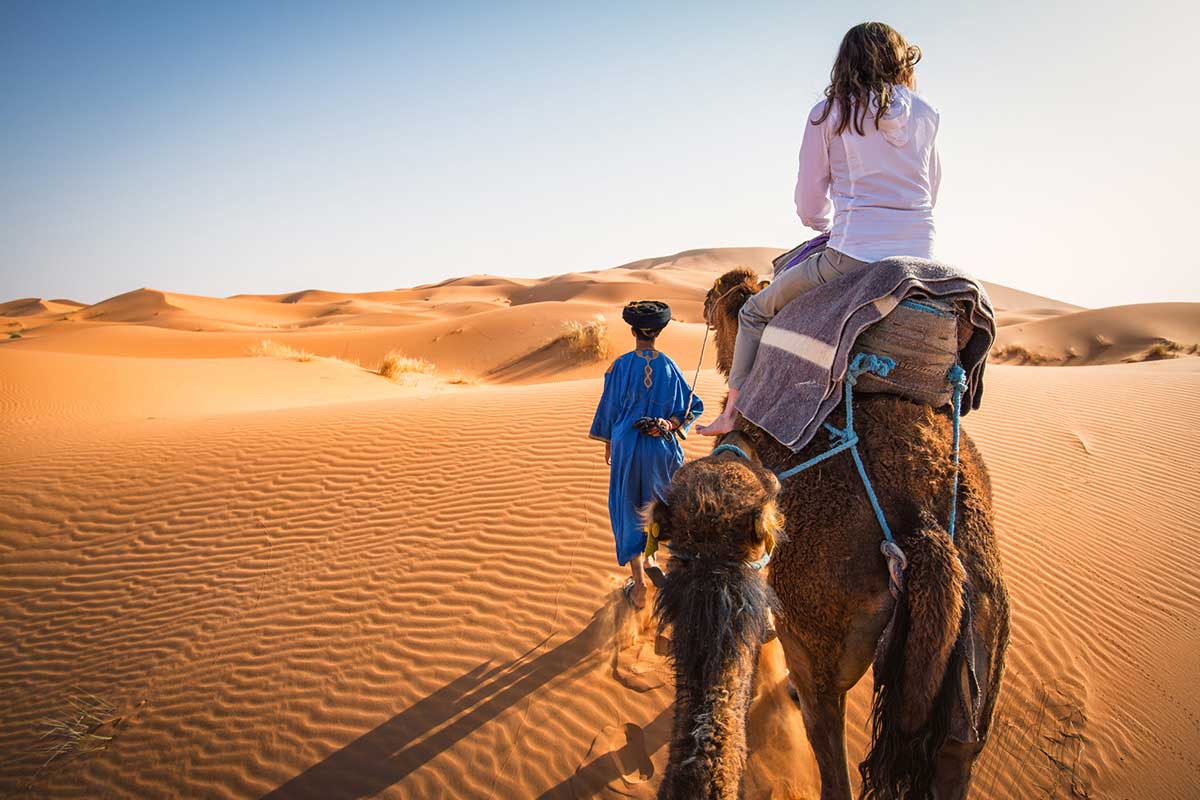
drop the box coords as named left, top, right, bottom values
left=34, top=689, right=119, bottom=771
left=247, top=338, right=315, bottom=362
left=558, top=316, right=610, bottom=362
left=378, top=350, right=435, bottom=380
left=989, top=344, right=1052, bottom=365
left=1138, top=339, right=1192, bottom=361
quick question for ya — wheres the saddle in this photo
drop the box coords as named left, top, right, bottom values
left=852, top=297, right=973, bottom=408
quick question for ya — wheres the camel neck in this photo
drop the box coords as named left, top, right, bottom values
left=661, top=650, right=757, bottom=798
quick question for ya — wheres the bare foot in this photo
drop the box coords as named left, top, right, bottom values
left=697, top=414, right=736, bottom=436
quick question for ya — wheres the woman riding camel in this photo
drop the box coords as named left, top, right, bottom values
left=699, top=21, right=939, bottom=436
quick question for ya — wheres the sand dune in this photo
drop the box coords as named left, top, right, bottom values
left=1, top=247, right=1197, bottom=799
left=3, top=246, right=1137, bottom=377
left=992, top=302, right=1200, bottom=365
left=0, top=298, right=85, bottom=318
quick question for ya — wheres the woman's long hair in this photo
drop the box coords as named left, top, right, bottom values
left=812, top=22, right=922, bottom=136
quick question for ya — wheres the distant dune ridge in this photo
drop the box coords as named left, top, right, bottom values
left=6, top=246, right=1197, bottom=376
left=1, top=247, right=1198, bottom=799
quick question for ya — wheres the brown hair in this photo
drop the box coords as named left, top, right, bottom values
left=812, top=22, right=922, bottom=136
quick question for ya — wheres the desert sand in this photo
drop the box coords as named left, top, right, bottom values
left=1, top=247, right=1198, bottom=799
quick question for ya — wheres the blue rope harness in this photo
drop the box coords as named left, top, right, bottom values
left=716, top=351, right=967, bottom=546
left=946, top=363, right=968, bottom=541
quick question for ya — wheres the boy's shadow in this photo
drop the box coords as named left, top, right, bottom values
left=262, top=605, right=672, bottom=799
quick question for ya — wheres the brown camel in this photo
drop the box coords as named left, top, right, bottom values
left=649, top=268, right=1010, bottom=800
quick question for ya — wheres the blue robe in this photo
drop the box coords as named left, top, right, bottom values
left=589, top=349, right=703, bottom=565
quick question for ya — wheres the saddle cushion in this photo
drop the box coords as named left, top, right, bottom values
left=853, top=298, right=960, bottom=408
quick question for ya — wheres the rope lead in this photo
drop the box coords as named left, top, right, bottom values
left=947, top=363, right=968, bottom=542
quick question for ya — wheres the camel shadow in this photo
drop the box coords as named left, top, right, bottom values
left=263, top=609, right=651, bottom=799
left=534, top=705, right=673, bottom=799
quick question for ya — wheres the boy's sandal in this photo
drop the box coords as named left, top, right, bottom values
left=622, top=577, right=646, bottom=610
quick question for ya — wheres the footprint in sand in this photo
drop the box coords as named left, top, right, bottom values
left=614, top=640, right=669, bottom=692
left=571, top=722, right=654, bottom=798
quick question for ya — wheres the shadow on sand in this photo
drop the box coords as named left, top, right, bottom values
left=485, top=337, right=584, bottom=383
left=262, top=606, right=672, bottom=799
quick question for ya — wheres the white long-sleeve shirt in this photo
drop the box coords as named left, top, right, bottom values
left=795, top=85, right=941, bottom=262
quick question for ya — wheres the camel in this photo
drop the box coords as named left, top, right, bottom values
left=648, top=268, right=1010, bottom=800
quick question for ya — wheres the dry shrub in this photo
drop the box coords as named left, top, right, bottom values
left=1135, top=339, right=1200, bottom=362
left=989, top=344, right=1052, bottom=365
left=559, top=316, right=610, bottom=362
left=446, top=370, right=478, bottom=386
left=1142, top=341, right=1182, bottom=361
left=379, top=350, right=435, bottom=380
left=246, top=339, right=315, bottom=362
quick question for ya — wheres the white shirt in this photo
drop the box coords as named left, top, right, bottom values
left=795, top=85, right=941, bottom=262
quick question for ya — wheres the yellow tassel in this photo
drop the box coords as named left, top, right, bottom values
left=644, top=522, right=660, bottom=557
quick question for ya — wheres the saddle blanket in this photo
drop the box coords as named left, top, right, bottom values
left=738, top=257, right=995, bottom=452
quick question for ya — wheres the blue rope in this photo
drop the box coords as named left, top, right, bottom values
left=775, top=352, right=897, bottom=542
left=720, top=351, right=967, bottom=549
left=711, top=443, right=752, bottom=461
left=899, top=297, right=956, bottom=318
left=775, top=434, right=858, bottom=480
left=947, top=364, right=968, bottom=541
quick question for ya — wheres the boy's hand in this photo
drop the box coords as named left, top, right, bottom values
left=605, top=442, right=612, bottom=465
left=633, top=417, right=675, bottom=438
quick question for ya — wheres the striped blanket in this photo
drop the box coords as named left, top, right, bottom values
left=737, top=257, right=995, bottom=452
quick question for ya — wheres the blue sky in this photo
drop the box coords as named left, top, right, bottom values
left=2, top=0, right=1196, bottom=306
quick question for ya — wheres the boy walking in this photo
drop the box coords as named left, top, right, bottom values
left=589, top=301, right=703, bottom=608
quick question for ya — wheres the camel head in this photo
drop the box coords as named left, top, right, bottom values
left=647, top=431, right=786, bottom=799
left=643, top=430, right=783, bottom=567
left=703, top=269, right=769, bottom=379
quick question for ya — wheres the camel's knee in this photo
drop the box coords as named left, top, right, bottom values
left=932, top=737, right=984, bottom=800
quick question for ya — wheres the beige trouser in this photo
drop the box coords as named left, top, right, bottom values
left=728, top=248, right=869, bottom=390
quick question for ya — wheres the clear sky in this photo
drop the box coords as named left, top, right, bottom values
left=2, top=0, right=1197, bottom=307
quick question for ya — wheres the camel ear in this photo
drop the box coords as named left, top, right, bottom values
left=641, top=498, right=671, bottom=550
left=755, top=499, right=785, bottom=550
left=641, top=499, right=672, bottom=559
